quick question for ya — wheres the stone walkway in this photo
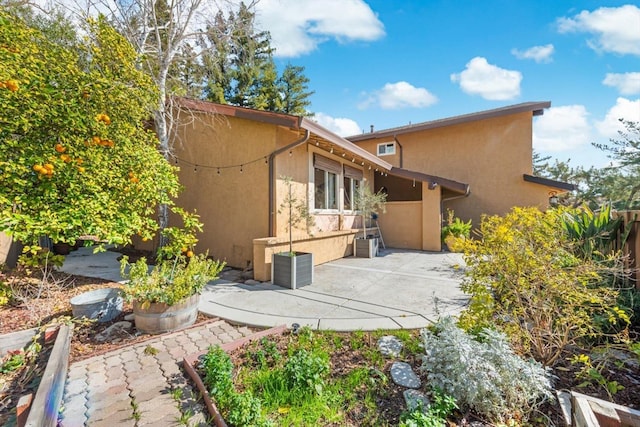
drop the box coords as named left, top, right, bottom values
left=59, top=319, right=255, bottom=426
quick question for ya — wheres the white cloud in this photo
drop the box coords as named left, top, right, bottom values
left=359, top=81, right=438, bottom=110
left=312, top=112, right=362, bottom=137
left=594, top=97, right=640, bottom=139
left=450, top=57, right=522, bottom=100
left=557, top=5, right=640, bottom=56
left=511, top=44, right=554, bottom=63
left=602, top=72, right=640, bottom=95
left=533, top=105, right=592, bottom=152
left=254, top=0, right=385, bottom=57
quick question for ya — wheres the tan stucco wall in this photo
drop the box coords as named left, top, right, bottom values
left=174, top=113, right=303, bottom=269
left=376, top=184, right=441, bottom=251
left=253, top=230, right=357, bottom=281
left=355, top=112, right=552, bottom=228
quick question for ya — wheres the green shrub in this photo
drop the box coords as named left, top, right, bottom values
left=459, top=207, right=628, bottom=365
left=284, top=349, right=330, bottom=395
left=399, top=387, right=457, bottom=427
left=440, top=209, right=471, bottom=241
left=420, top=317, right=553, bottom=423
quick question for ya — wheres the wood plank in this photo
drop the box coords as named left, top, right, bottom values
left=24, top=324, right=73, bottom=427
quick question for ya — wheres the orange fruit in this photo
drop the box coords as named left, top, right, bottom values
left=181, top=247, right=187, bottom=253
left=92, top=136, right=101, bottom=145
left=5, top=80, right=18, bottom=92
left=54, top=144, right=66, bottom=153
left=186, top=250, right=194, bottom=258
left=33, top=164, right=43, bottom=172
left=76, top=158, right=83, bottom=165
left=60, top=154, right=71, bottom=163
left=77, top=166, right=85, bottom=173
left=43, top=163, right=54, bottom=171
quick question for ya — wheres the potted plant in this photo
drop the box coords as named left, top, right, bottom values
left=441, top=209, right=471, bottom=252
left=120, top=215, right=225, bottom=334
left=353, top=184, right=387, bottom=258
left=272, top=176, right=315, bottom=290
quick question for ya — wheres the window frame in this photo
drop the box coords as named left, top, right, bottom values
left=377, top=142, right=396, bottom=156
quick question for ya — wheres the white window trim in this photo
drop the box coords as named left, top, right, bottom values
left=310, top=151, right=363, bottom=213
left=377, top=141, right=396, bottom=156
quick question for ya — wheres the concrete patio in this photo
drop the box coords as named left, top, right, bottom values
left=61, top=246, right=469, bottom=332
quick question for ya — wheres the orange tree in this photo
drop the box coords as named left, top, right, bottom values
left=0, top=11, right=182, bottom=250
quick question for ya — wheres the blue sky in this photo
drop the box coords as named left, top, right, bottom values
left=253, top=1, right=640, bottom=169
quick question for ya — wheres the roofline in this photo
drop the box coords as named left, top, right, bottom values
left=173, top=97, right=302, bottom=128
left=523, top=174, right=576, bottom=192
left=347, top=101, right=552, bottom=141
left=173, top=97, right=393, bottom=171
left=300, top=118, right=393, bottom=171
left=389, top=167, right=469, bottom=195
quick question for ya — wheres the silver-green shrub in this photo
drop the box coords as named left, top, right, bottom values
left=420, top=317, right=554, bottom=423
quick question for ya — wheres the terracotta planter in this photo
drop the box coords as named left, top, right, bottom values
left=182, top=325, right=287, bottom=427
left=133, top=294, right=199, bottom=334
left=271, top=252, right=313, bottom=289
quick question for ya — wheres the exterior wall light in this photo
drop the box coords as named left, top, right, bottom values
left=549, top=191, right=559, bottom=207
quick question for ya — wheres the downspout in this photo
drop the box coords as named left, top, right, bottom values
left=268, top=129, right=311, bottom=237
left=393, top=135, right=403, bottom=168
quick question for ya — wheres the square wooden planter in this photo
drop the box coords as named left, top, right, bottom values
left=182, top=325, right=288, bottom=427
left=271, top=252, right=313, bottom=290
left=354, top=237, right=378, bottom=258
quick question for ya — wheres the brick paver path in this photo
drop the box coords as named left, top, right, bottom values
left=59, top=319, right=255, bottom=426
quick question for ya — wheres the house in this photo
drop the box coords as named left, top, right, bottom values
left=347, top=102, right=574, bottom=233
left=167, top=98, right=467, bottom=281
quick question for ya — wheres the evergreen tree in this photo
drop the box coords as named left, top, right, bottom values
left=279, top=64, right=314, bottom=116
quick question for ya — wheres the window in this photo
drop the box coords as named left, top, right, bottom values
left=315, top=168, right=337, bottom=209
left=377, top=142, right=396, bottom=156
left=343, top=164, right=363, bottom=211
left=344, top=176, right=360, bottom=210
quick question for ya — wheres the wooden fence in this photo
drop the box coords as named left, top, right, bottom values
left=615, top=210, right=640, bottom=289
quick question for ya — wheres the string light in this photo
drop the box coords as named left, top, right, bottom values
left=240, top=165, right=243, bottom=173
left=361, top=161, right=365, bottom=166
left=330, top=147, right=334, bottom=154
left=289, top=150, right=292, bottom=156
left=194, top=164, right=197, bottom=172
left=342, top=153, right=346, bottom=157
left=315, top=141, right=319, bottom=146
left=368, top=165, right=372, bottom=170
left=217, top=168, right=221, bottom=175
left=351, top=158, right=355, bottom=163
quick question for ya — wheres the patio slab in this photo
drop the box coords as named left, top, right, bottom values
left=61, top=247, right=469, bottom=331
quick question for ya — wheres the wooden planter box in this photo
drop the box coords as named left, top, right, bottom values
left=271, top=252, right=313, bottom=290
left=354, top=237, right=378, bottom=258
left=182, top=325, right=287, bottom=427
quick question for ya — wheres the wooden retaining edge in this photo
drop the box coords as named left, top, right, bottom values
left=182, top=324, right=288, bottom=427
left=571, top=391, right=640, bottom=427
left=24, top=324, right=73, bottom=427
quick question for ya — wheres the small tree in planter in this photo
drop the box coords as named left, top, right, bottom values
left=353, top=184, right=387, bottom=257
left=272, top=176, right=315, bottom=289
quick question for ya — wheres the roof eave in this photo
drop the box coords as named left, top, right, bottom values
left=523, top=174, right=576, bottom=192
left=389, top=167, right=469, bottom=195
left=301, top=118, right=393, bottom=171
left=347, top=101, right=552, bottom=141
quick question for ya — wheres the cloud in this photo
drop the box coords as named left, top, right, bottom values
left=557, top=5, right=640, bottom=56
left=511, top=44, right=554, bottom=63
left=254, top=0, right=385, bottom=57
left=602, top=72, right=640, bottom=95
left=533, top=105, right=592, bottom=152
left=312, top=112, right=362, bottom=137
left=450, top=57, right=522, bottom=100
left=359, top=81, right=438, bottom=110
left=594, top=97, right=640, bottom=139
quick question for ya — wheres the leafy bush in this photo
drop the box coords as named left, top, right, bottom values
left=420, top=317, right=553, bottom=423
left=440, top=209, right=471, bottom=241
left=283, top=349, right=330, bottom=395
left=120, top=253, right=224, bottom=306
left=459, top=207, right=628, bottom=365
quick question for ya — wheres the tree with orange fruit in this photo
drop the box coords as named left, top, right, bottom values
left=0, top=11, right=186, bottom=254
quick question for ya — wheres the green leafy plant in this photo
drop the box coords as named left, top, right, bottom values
left=441, top=209, right=472, bottom=240
left=283, top=348, right=330, bottom=396
left=278, top=176, right=315, bottom=255
left=120, top=252, right=224, bottom=306
left=353, top=184, right=387, bottom=238
left=570, top=353, right=625, bottom=399
left=399, top=387, right=457, bottom=427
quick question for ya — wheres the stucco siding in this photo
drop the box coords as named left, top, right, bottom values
left=174, top=112, right=277, bottom=268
